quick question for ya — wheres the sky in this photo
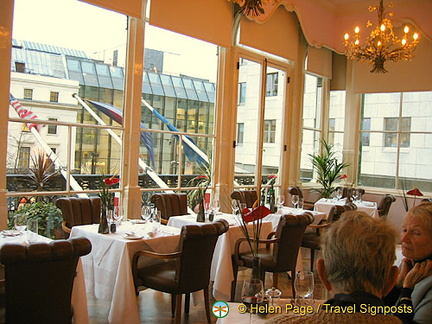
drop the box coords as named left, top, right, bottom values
left=12, top=0, right=218, bottom=82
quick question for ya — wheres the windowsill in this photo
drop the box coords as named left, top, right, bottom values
left=382, top=147, right=410, bottom=153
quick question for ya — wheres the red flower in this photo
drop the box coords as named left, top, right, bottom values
left=339, top=174, right=347, bottom=180
left=195, top=175, right=208, bottom=179
left=104, top=177, right=120, bottom=186
left=407, top=188, right=423, bottom=196
left=268, top=175, right=277, bottom=179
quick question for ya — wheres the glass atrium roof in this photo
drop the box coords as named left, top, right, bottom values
left=11, top=39, right=215, bottom=103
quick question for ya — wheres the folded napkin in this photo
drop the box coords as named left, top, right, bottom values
left=362, top=201, right=376, bottom=207
left=242, top=206, right=271, bottom=223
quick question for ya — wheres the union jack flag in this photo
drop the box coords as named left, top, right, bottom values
left=9, top=94, right=41, bottom=131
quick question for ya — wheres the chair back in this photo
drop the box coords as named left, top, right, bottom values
left=175, top=219, right=229, bottom=292
left=378, top=194, right=396, bottom=219
left=288, top=186, right=304, bottom=199
left=56, top=197, right=101, bottom=229
left=150, top=193, right=189, bottom=223
left=230, top=190, right=258, bottom=208
left=271, top=213, right=313, bottom=272
left=328, top=205, right=345, bottom=222
left=0, top=238, right=91, bottom=324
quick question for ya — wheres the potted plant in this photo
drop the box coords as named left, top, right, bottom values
left=8, top=150, right=64, bottom=239
left=309, top=140, right=349, bottom=198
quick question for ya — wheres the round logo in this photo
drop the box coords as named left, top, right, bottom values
left=212, top=301, right=229, bottom=318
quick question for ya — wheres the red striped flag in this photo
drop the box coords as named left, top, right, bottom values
left=9, top=94, right=41, bottom=131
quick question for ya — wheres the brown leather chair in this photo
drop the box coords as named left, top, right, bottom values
left=132, top=219, right=229, bottom=324
left=231, top=213, right=313, bottom=301
left=288, top=186, right=314, bottom=210
left=378, top=194, right=396, bottom=220
left=56, top=196, right=101, bottom=236
left=150, top=193, right=189, bottom=225
left=301, top=205, right=344, bottom=271
left=0, top=237, right=91, bottom=324
left=230, top=190, right=258, bottom=208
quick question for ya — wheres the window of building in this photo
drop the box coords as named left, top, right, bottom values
left=361, top=117, right=371, bottom=146
left=238, top=82, right=246, bottom=105
left=23, top=88, right=33, bottom=100
left=50, top=91, right=59, bottom=102
left=15, top=62, right=25, bottom=73
left=266, top=73, right=278, bottom=97
left=18, top=147, right=30, bottom=169
left=47, top=118, right=58, bottom=135
left=384, top=117, right=411, bottom=147
left=263, top=120, right=276, bottom=143
left=237, top=123, right=244, bottom=144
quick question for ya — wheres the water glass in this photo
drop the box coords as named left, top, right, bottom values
left=298, top=198, right=304, bottom=211
left=231, top=199, right=240, bottom=215
left=211, top=200, right=220, bottom=214
left=152, top=210, right=161, bottom=231
left=27, top=218, right=38, bottom=243
left=276, top=195, right=285, bottom=214
left=291, top=195, right=299, bottom=208
left=336, top=188, right=343, bottom=200
left=14, top=214, right=28, bottom=235
left=294, top=270, right=314, bottom=305
left=265, top=286, right=282, bottom=306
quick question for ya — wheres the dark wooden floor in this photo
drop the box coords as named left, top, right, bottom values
left=88, top=248, right=327, bottom=323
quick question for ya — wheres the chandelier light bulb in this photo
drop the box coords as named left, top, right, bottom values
left=401, top=38, right=407, bottom=46
left=355, top=26, right=360, bottom=34
left=344, top=33, right=349, bottom=40
left=413, top=33, right=419, bottom=40
left=404, top=26, right=409, bottom=33
left=380, top=24, right=386, bottom=32
left=355, top=39, right=360, bottom=45
left=377, top=40, right=382, bottom=46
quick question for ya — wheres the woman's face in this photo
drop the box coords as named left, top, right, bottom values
left=401, top=214, right=432, bottom=261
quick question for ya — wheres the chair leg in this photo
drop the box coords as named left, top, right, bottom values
left=184, top=293, right=190, bottom=314
left=230, top=263, right=239, bottom=301
left=204, top=286, right=211, bottom=324
left=171, top=294, right=176, bottom=316
left=310, top=249, right=315, bottom=271
left=175, top=294, right=182, bottom=324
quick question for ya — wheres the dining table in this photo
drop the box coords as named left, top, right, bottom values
left=0, top=231, right=89, bottom=324
left=70, top=221, right=181, bottom=324
left=314, top=198, right=379, bottom=218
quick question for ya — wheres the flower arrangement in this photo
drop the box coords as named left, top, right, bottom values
left=99, top=176, right=120, bottom=210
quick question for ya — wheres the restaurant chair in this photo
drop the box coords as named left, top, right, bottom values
left=287, top=186, right=314, bottom=210
left=231, top=213, right=313, bottom=301
left=0, top=237, right=91, bottom=324
left=56, top=196, right=101, bottom=237
left=230, top=190, right=258, bottom=208
left=301, top=205, right=344, bottom=271
left=377, top=194, right=396, bottom=220
left=132, top=219, right=229, bottom=324
left=344, top=202, right=358, bottom=211
left=150, top=193, right=189, bottom=225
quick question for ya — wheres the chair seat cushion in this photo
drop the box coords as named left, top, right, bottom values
left=137, top=261, right=180, bottom=293
left=301, top=233, right=321, bottom=250
left=239, top=249, right=277, bottom=272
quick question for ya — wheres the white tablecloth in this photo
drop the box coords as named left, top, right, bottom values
left=168, top=213, right=276, bottom=301
left=314, top=198, right=379, bottom=218
left=0, top=233, right=89, bottom=324
left=70, top=222, right=181, bottom=324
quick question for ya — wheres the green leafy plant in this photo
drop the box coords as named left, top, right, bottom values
left=187, top=164, right=211, bottom=209
left=26, top=150, right=60, bottom=199
left=309, top=140, right=349, bottom=198
left=8, top=202, right=63, bottom=239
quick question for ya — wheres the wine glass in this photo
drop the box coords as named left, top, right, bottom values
left=241, top=279, right=264, bottom=321
left=231, top=199, right=240, bottom=215
left=336, top=188, right=343, bottom=201
left=265, top=286, right=282, bottom=306
left=140, top=205, right=153, bottom=224
left=352, top=189, right=358, bottom=202
left=211, top=200, right=220, bottom=214
left=276, top=195, right=285, bottom=214
left=291, top=194, right=299, bottom=208
left=113, top=205, right=124, bottom=225
left=294, top=270, right=314, bottom=305
left=14, top=214, right=28, bottom=236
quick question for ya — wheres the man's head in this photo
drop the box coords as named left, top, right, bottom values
left=317, top=211, right=398, bottom=297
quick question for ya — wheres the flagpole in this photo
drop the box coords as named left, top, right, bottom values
left=141, top=99, right=210, bottom=165
left=73, top=94, right=173, bottom=193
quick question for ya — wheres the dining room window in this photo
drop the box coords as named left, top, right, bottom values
left=266, top=72, right=278, bottom=97
left=237, top=123, right=244, bottom=145
left=263, top=119, right=276, bottom=143
left=238, top=82, right=246, bottom=104
left=358, top=92, right=432, bottom=192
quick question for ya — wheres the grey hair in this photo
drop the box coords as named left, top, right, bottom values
left=321, top=211, right=397, bottom=293
left=405, top=202, right=432, bottom=236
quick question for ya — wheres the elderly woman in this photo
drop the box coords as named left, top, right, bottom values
left=270, top=211, right=401, bottom=323
left=388, top=202, right=432, bottom=323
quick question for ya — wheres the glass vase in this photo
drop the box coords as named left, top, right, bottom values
left=251, top=256, right=261, bottom=281
left=196, top=200, right=205, bottom=222
left=98, top=204, right=109, bottom=234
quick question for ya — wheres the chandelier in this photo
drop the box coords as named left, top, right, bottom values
left=229, top=0, right=273, bottom=17
left=343, top=0, right=419, bottom=73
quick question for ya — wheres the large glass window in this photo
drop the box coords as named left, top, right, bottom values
left=359, top=92, right=432, bottom=192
